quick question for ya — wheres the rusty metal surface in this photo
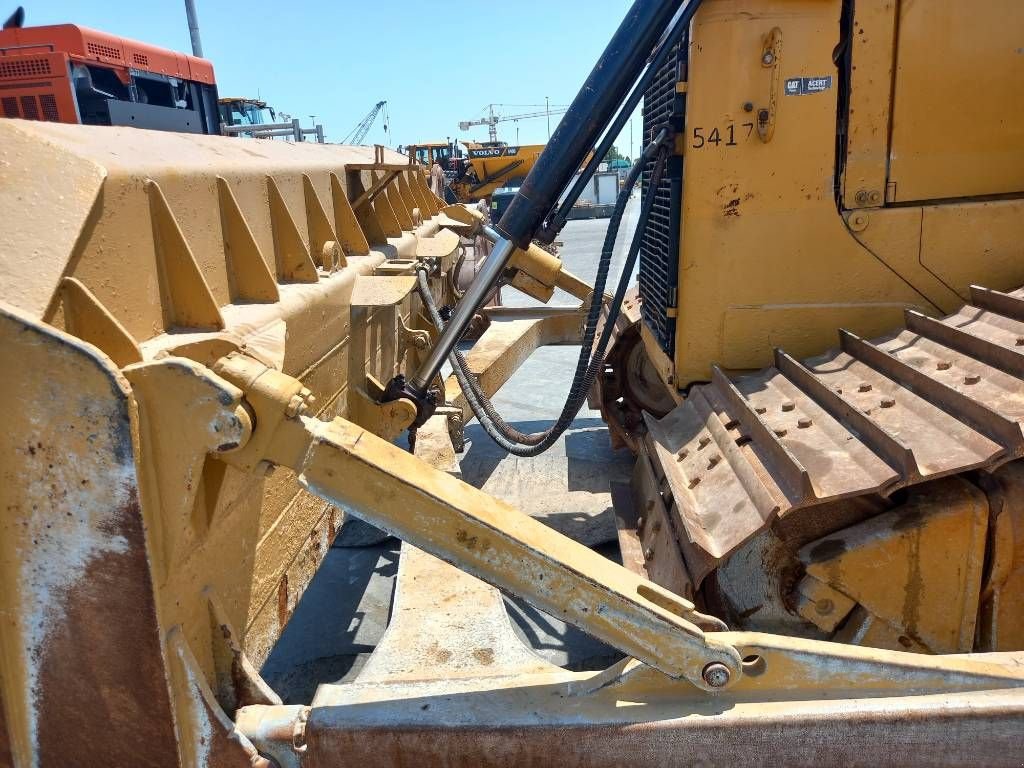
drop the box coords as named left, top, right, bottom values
left=646, top=286, right=1024, bottom=566
left=593, top=288, right=677, bottom=451
left=295, top=700, right=1024, bottom=768
left=978, top=461, right=1024, bottom=651
left=0, top=303, right=179, bottom=767
left=242, top=630, right=1024, bottom=768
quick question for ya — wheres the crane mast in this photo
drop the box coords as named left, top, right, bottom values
left=459, top=103, right=569, bottom=143
left=344, top=100, right=388, bottom=145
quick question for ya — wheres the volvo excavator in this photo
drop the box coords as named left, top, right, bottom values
left=1, top=1, right=1023, bottom=766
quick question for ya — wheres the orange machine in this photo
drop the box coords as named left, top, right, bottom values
left=0, top=22, right=220, bottom=134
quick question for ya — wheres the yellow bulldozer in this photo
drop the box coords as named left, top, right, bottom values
left=2, top=1, right=1024, bottom=766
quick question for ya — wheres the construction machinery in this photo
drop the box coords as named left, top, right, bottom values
left=341, top=100, right=388, bottom=145
left=2, top=1, right=1024, bottom=766
left=219, top=97, right=325, bottom=142
left=0, top=17, right=220, bottom=133
left=406, top=139, right=546, bottom=202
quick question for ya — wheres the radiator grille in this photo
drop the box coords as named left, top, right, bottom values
left=87, top=42, right=121, bottom=60
left=0, top=58, right=51, bottom=79
left=638, top=39, right=687, bottom=358
left=39, top=93, right=59, bottom=121
left=1, top=96, right=17, bottom=117
left=19, top=95, right=38, bottom=120
left=133, top=53, right=150, bottom=67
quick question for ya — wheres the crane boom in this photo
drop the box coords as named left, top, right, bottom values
left=344, top=100, right=387, bottom=145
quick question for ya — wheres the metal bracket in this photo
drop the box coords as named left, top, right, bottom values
left=398, top=315, right=431, bottom=368
left=757, top=27, right=782, bottom=143
left=215, top=355, right=743, bottom=692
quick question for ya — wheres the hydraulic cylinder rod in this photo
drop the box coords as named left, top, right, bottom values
left=403, top=0, right=683, bottom=400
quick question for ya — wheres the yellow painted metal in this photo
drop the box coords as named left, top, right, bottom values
left=0, top=119, right=470, bottom=765
left=886, top=1, right=1024, bottom=203
left=507, top=242, right=594, bottom=304
left=209, top=354, right=742, bottom=690
left=666, top=0, right=1024, bottom=386
left=841, top=0, right=898, bottom=209
left=3, top=0, right=1024, bottom=761
left=801, top=478, right=989, bottom=653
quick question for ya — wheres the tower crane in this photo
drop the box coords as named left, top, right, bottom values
left=343, top=100, right=388, bottom=145
left=459, top=103, right=568, bottom=143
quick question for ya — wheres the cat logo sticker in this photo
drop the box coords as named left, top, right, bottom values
left=785, top=76, right=833, bottom=95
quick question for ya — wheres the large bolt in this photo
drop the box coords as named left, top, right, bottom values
left=761, top=51, right=775, bottom=66
left=702, top=662, right=732, bottom=688
left=285, top=388, right=316, bottom=418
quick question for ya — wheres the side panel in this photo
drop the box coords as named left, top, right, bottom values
left=667, top=0, right=1024, bottom=386
left=673, top=0, right=927, bottom=383
left=887, top=1, right=1024, bottom=203
left=107, top=99, right=205, bottom=133
left=0, top=51, right=78, bottom=123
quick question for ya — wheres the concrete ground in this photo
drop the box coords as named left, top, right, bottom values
left=262, top=198, right=640, bottom=704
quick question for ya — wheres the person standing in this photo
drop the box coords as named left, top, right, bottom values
left=430, top=161, right=446, bottom=199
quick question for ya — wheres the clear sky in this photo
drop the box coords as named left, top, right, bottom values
left=23, top=0, right=641, bottom=156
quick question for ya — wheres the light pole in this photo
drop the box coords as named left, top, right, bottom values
left=183, top=0, right=203, bottom=57
left=546, top=96, right=551, bottom=140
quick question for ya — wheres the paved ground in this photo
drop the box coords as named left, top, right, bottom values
left=262, top=198, right=640, bottom=704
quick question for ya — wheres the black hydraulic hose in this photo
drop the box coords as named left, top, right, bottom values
left=420, top=136, right=671, bottom=457
left=496, top=0, right=685, bottom=250
left=544, top=0, right=702, bottom=241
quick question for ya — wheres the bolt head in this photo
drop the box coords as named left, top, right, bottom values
left=702, top=662, right=732, bottom=688
left=762, top=52, right=775, bottom=65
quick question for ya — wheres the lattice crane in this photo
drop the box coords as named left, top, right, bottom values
left=343, top=100, right=388, bottom=145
